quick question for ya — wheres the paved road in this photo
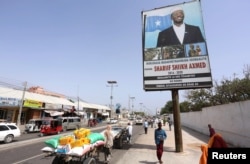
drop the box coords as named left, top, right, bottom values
left=0, top=120, right=144, bottom=164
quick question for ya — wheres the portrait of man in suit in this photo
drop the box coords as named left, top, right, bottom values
left=157, top=6, right=205, bottom=47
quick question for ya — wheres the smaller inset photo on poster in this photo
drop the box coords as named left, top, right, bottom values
left=185, top=42, right=207, bottom=57
left=144, top=47, right=162, bottom=61
left=161, top=45, right=185, bottom=59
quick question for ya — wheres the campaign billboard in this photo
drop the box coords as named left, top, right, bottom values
left=142, top=0, right=213, bottom=91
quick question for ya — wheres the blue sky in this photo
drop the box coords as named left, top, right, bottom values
left=1, top=0, right=250, bottom=115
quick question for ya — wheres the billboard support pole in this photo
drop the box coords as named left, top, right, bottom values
left=172, top=89, right=183, bottom=152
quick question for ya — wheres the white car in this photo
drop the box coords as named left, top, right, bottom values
left=135, top=117, right=143, bottom=125
left=0, top=122, right=21, bottom=143
left=109, top=118, right=118, bottom=124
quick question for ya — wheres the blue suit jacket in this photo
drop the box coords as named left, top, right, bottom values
left=157, top=24, right=205, bottom=47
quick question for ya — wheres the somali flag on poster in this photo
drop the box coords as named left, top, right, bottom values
left=144, top=15, right=172, bottom=48
left=145, top=15, right=172, bottom=32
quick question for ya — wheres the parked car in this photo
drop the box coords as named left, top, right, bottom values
left=58, top=117, right=81, bottom=131
left=0, top=122, right=21, bottom=143
left=135, top=117, right=143, bottom=125
left=109, top=118, right=118, bottom=124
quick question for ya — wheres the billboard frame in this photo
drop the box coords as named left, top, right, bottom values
left=142, top=0, right=213, bottom=91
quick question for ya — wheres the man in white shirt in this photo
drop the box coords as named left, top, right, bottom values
left=157, top=6, right=204, bottom=47
left=126, top=122, right=133, bottom=144
left=143, top=120, right=149, bottom=134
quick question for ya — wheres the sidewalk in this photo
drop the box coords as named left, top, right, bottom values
left=115, top=124, right=209, bottom=164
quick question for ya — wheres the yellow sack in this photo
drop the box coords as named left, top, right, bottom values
left=80, top=137, right=90, bottom=144
left=71, top=139, right=84, bottom=148
left=59, top=135, right=75, bottom=145
left=85, top=129, right=91, bottom=136
left=74, top=128, right=91, bottom=139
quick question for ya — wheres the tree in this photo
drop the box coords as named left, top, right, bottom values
left=160, top=100, right=173, bottom=115
left=179, top=101, right=191, bottom=112
left=214, top=76, right=250, bottom=104
left=183, top=70, right=250, bottom=111
left=184, top=88, right=212, bottom=111
left=160, top=65, right=250, bottom=111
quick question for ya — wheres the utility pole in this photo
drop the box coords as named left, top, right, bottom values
left=128, top=95, right=130, bottom=113
left=77, top=96, right=80, bottom=116
left=77, top=85, right=80, bottom=116
left=17, top=81, right=27, bottom=127
left=107, top=81, right=117, bottom=118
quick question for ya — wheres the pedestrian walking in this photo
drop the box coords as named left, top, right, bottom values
left=168, top=120, right=172, bottom=131
left=103, top=125, right=113, bottom=163
left=143, top=119, right=149, bottom=134
left=150, top=119, right=154, bottom=128
left=126, top=122, right=133, bottom=144
left=154, top=118, right=159, bottom=128
left=208, top=124, right=215, bottom=137
left=154, top=122, right=167, bottom=164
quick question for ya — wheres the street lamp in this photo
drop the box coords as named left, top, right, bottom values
left=107, top=81, right=118, bottom=118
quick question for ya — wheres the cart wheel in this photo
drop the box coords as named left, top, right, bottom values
left=52, top=156, right=67, bottom=164
left=40, top=133, right=44, bottom=137
left=82, top=157, right=96, bottom=164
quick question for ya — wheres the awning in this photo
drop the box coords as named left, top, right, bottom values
left=0, top=86, right=75, bottom=107
left=76, top=101, right=97, bottom=109
left=89, top=103, right=111, bottom=111
left=25, top=92, right=75, bottom=106
left=0, top=87, right=110, bottom=111
left=74, top=111, right=86, bottom=116
left=44, top=110, right=64, bottom=116
left=45, top=103, right=62, bottom=109
left=102, top=112, right=109, bottom=116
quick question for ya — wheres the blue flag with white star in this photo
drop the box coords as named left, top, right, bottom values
left=145, top=15, right=172, bottom=32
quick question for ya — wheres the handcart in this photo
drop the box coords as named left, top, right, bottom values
left=41, top=126, right=128, bottom=164
left=112, top=126, right=129, bottom=149
left=41, top=129, right=105, bottom=164
left=100, top=125, right=129, bottom=149
left=42, top=139, right=105, bottom=164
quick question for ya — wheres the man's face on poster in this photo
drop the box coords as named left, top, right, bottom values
left=171, top=10, right=184, bottom=25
